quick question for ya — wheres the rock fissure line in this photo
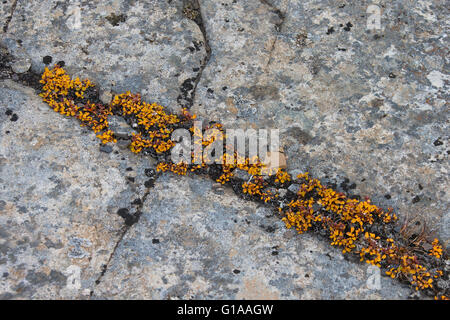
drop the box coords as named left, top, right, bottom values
left=259, top=0, right=286, bottom=71
left=35, top=65, right=449, bottom=299
left=2, top=0, right=18, bottom=33
left=90, top=176, right=156, bottom=297
left=181, top=0, right=211, bottom=109
left=260, top=0, right=285, bottom=32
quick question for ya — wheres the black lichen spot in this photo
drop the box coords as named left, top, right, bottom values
left=271, top=251, right=279, bottom=256
left=326, top=27, right=335, bottom=35
left=144, top=179, right=154, bottom=188
left=433, top=139, right=443, bottom=146
left=10, top=114, right=18, bottom=122
left=412, top=195, right=420, bottom=204
left=117, top=208, right=129, bottom=218
left=343, top=22, right=353, bottom=31
left=233, top=269, right=241, bottom=274
left=43, top=56, right=52, bottom=65
left=418, top=184, right=423, bottom=190
left=389, top=73, right=397, bottom=79
left=106, top=13, right=127, bottom=26
left=126, top=176, right=135, bottom=183
left=5, top=109, right=12, bottom=116
left=152, top=238, right=160, bottom=244
left=126, top=167, right=133, bottom=171
left=145, top=168, right=156, bottom=178
left=56, top=61, right=65, bottom=68
left=178, top=77, right=195, bottom=106
left=384, top=194, right=391, bottom=199
left=116, top=208, right=139, bottom=226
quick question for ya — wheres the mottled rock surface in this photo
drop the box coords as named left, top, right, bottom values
left=0, top=0, right=448, bottom=299
left=0, top=81, right=154, bottom=299
left=192, top=0, right=449, bottom=247
left=4, top=0, right=207, bottom=112
left=92, top=174, right=409, bottom=299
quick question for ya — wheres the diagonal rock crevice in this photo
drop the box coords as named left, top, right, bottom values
left=177, top=0, right=212, bottom=109
left=259, top=0, right=286, bottom=70
left=90, top=171, right=158, bottom=298
left=2, top=0, right=18, bottom=33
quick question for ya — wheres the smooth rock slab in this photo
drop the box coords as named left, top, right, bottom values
left=0, top=0, right=15, bottom=34
left=0, top=81, right=153, bottom=299
left=193, top=0, right=450, bottom=247
left=92, top=174, right=410, bottom=299
left=3, top=0, right=207, bottom=112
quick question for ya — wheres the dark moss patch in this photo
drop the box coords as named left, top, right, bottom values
left=106, top=13, right=127, bottom=26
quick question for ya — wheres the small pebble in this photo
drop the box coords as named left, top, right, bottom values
left=12, top=58, right=31, bottom=74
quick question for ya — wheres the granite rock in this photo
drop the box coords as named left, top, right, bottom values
left=0, top=0, right=448, bottom=300
left=3, top=0, right=207, bottom=113
left=0, top=80, right=154, bottom=299
left=92, top=174, right=410, bottom=299
left=192, top=0, right=449, bottom=247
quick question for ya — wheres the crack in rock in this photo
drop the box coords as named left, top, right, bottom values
left=259, top=0, right=286, bottom=70
left=178, top=0, right=212, bottom=109
left=2, top=0, right=18, bottom=33
left=89, top=173, right=157, bottom=298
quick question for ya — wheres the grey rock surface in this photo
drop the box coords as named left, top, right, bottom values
left=0, top=0, right=448, bottom=299
left=192, top=0, right=449, bottom=247
left=3, top=0, right=207, bottom=112
left=0, top=0, right=16, bottom=34
left=92, top=174, right=410, bottom=299
left=0, top=81, right=155, bottom=299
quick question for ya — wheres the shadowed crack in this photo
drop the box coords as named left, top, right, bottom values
left=260, top=0, right=285, bottom=31
left=3, top=0, right=18, bottom=33
left=259, top=0, right=286, bottom=71
left=178, top=0, right=211, bottom=109
left=259, top=0, right=286, bottom=72
left=89, top=170, right=158, bottom=298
